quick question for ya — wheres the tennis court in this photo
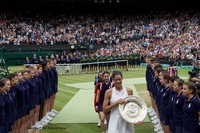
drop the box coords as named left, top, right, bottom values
left=51, top=78, right=150, bottom=123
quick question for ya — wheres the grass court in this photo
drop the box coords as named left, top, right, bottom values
left=9, top=66, right=191, bottom=133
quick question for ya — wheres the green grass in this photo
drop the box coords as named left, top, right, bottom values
left=7, top=66, right=190, bottom=133
left=42, top=123, right=154, bottom=133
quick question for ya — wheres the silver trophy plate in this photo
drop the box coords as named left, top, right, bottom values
left=119, top=95, right=147, bottom=124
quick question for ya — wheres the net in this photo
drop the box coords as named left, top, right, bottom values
left=23, top=60, right=128, bottom=75
left=56, top=60, right=128, bottom=75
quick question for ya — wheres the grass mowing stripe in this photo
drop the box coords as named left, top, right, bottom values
left=59, top=78, right=92, bottom=83
left=54, top=90, right=75, bottom=111
left=58, top=83, right=80, bottom=92
left=58, top=76, right=93, bottom=83
left=58, top=72, right=145, bottom=83
left=58, top=87, right=76, bottom=94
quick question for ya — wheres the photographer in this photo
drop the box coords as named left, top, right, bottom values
left=188, top=60, right=200, bottom=97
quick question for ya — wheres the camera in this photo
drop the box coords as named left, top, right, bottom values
left=188, top=71, right=197, bottom=78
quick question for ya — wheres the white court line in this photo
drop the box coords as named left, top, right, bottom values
left=58, top=88, right=76, bottom=94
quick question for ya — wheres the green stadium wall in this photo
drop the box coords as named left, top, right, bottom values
left=2, top=51, right=57, bottom=66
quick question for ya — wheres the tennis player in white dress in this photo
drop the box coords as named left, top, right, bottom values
left=103, top=70, right=135, bottom=133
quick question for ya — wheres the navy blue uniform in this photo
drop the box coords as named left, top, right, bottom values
left=46, top=70, right=51, bottom=98
left=38, top=59, right=44, bottom=64
left=70, top=56, right=75, bottom=63
left=0, top=94, right=5, bottom=133
left=31, top=57, right=38, bottom=64
left=94, top=75, right=99, bottom=86
left=151, top=73, right=157, bottom=99
left=153, top=78, right=161, bottom=104
left=97, top=81, right=113, bottom=111
left=25, top=59, right=31, bottom=64
left=10, top=87, right=18, bottom=125
left=145, top=65, right=152, bottom=92
left=168, top=91, right=177, bottom=132
left=75, top=56, right=80, bottom=63
left=183, top=96, right=200, bottom=133
left=157, top=84, right=164, bottom=114
left=36, top=74, right=44, bottom=104
left=27, top=78, right=36, bottom=110
left=41, top=72, right=49, bottom=99
left=21, top=80, right=30, bottom=115
left=160, top=86, right=172, bottom=125
left=55, top=58, right=60, bottom=64
left=65, top=58, right=70, bottom=64
left=60, top=58, right=66, bottom=64
left=15, top=83, right=26, bottom=118
left=52, top=67, right=58, bottom=94
left=48, top=68, right=54, bottom=96
left=33, top=75, right=39, bottom=105
left=94, top=75, right=103, bottom=86
left=3, top=92, right=13, bottom=133
left=173, top=93, right=185, bottom=133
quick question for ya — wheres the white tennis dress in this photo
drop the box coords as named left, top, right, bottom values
left=108, top=86, right=135, bottom=133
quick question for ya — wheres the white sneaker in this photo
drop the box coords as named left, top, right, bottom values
left=157, top=130, right=164, bottom=133
left=39, top=121, right=47, bottom=126
left=147, top=107, right=154, bottom=111
left=149, top=112, right=156, bottom=117
left=52, top=109, right=59, bottom=114
left=31, top=125, right=37, bottom=129
left=31, top=122, right=43, bottom=130
left=154, top=126, right=162, bottom=132
left=154, top=123, right=162, bottom=129
left=97, top=121, right=100, bottom=127
left=41, top=118, right=50, bottom=123
left=45, top=115, right=53, bottom=120
left=147, top=110, right=155, bottom=114
left=47, top=112, right=57, bottom=117
left=35, top=124, right=43, bottom=130
left=152, top=119, right=160, bottom=124
left=151, top=115, right=158, bottom=121
left=147, top=107, right=154, bottom=112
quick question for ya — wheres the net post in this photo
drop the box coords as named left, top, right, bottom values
left=126, top=60, right=128, bottom=71
left=23, top=64, right=26, bottom=69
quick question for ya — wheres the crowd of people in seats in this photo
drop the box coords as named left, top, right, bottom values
left=0, top=58, right=58, bottom=133
left=1, top=10, right=200, bottom=64
left=145, top=56, right=200, bottom=133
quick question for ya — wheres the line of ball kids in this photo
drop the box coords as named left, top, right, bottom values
left=145, top=56, right=200, bottom=133
left=0, top=58, right=58, bottom=133
left=94, top=70, right=113, bottom=133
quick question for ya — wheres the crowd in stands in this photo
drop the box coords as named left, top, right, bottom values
left=1, top=10, right=199, bottom=64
